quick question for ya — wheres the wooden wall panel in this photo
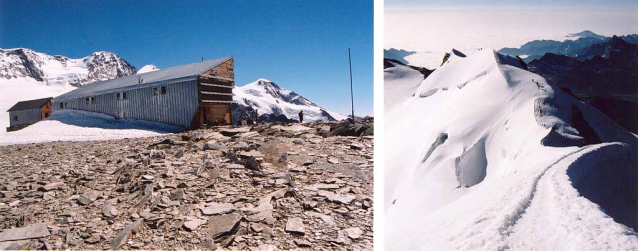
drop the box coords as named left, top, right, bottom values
left=201, top=104, right=232, bottom=125
left=203, top=58, right=234, bottom=80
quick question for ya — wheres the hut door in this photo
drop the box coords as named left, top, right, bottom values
left=203, top=107, right=208, bottom=125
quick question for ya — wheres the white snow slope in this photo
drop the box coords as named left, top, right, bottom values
left=0, top=109, right=182, bottom=146
left=385, top=49, right=638, bottom=250
left=384, top=61, right=425, bottom=114
left=234, top=79, right=348, bottom=122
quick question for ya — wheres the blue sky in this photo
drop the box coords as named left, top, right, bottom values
left=0, top=0, right=373, bottom=116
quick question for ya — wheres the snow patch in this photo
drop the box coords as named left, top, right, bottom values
left=0, top=109, right=180, bottom=146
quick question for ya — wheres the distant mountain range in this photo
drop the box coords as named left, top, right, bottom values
left=527, top=35, right=638, bottom=132
left=0, top=48, right=346, bottom=126
left=384, top=48, right=417, bottom=64
left=499, top=30, right=638, bottom=63
left=0, top=48, right=136, bottom=86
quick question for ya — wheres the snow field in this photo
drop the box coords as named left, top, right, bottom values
left=0, top=109, right=181, bottom=146
left=384, top=49, right=638, bottom=250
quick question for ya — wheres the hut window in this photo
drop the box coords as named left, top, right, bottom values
left=227, top=67, right=233, bottom=72
left=86, top=96, right=95, bottom=104
left=213, top=69, right=220, bottom=74
left=64, top=102, right=68, bottom=108
left=117, top=92, right=127, bottom=100
left=59, top=103, right=64, bottom=109
left=153, top=87, right=159, bottom=96
left=116, top=93, right=120, bottom=99
left=13, top=116, right=18, bottom=121
left=161, top=86, right=167, bottom=95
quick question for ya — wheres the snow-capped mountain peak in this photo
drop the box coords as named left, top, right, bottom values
left=243, top=79, right=308, bottom=105
left=233, top=79, right=347, bottom=123
left=0, top=48, right=136, bottom=87
left=137, top=64, right=160, bottom=74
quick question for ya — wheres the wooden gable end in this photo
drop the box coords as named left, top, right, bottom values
left=192, top=57, right=235, bottom=128
left=203, top=58, right=234, bottom=80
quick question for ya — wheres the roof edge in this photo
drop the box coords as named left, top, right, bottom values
left=7, top=97, right=52, bottom=112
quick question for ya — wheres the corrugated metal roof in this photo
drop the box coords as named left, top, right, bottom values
left=7, top=97, right=51, bottom=112
left=55, top=56, right=232, bottom=100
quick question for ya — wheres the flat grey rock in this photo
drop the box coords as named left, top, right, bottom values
left=209, top=213, right=242, bottom=239
left=38, top=181, right=64, bottom=191
left=184, top=218, right=206, bottom=231
left=201, top=203, right=236, bottom=215
left=0, top=223, right=50, bottom=242
left=344, top=227, right=363, bottom=239
left=225, top=164, right=244, bottom=169
left=285, top=217, right=305, bottom=235
left=317, top=190, right=356, bottom=204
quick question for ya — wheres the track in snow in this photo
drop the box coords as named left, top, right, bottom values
left=496, top=145, right=595, bottom=250
left=504, top=143, right=638, bottom=250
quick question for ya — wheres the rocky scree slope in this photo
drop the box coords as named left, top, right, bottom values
left=0, top=123, right=373, bottom=250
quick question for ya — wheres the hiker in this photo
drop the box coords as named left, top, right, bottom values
left=298, top=111, right=304, bottom=123
left=253, top=109, right=259, bottom=124
left=240, top=115, right=248, bottom=126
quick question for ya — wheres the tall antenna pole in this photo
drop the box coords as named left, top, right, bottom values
left=348, top=48, right=355, bottom=121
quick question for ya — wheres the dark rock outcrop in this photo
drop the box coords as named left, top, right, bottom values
left=528, top=36, right=638, bottom=133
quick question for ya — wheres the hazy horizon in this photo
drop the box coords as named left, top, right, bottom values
left=386, top=8, right=638, bottom=69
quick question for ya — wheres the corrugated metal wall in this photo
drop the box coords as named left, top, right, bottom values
left=52, top=80, right=199, bottom=128
left=9, top=109, right=42, bottom=127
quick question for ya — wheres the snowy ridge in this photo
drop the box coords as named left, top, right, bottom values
left=233, top=79, right=347, bottom=122
left=385, top=49, right=638, bottom=250
left=0, top=48, right=136, bottom=86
